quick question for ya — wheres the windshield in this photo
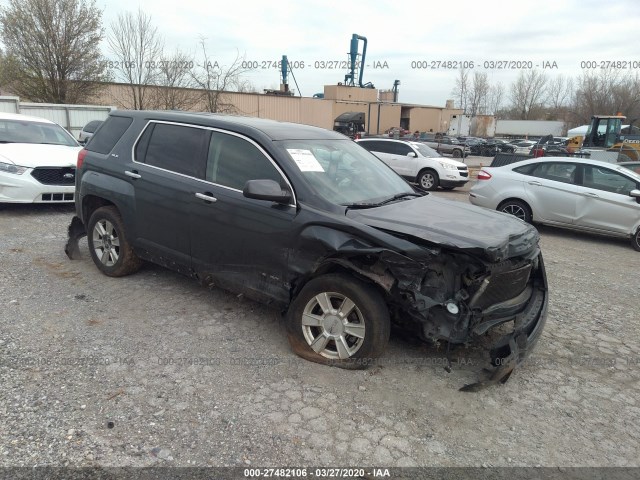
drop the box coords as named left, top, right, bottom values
left=414, top=143, right=441, bottom=157
left=277, top=139, right=414, bottom=206
left=0, top=119, right=78, bottom=146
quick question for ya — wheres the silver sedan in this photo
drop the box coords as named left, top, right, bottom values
left=469, top=157, right=640, bottom=251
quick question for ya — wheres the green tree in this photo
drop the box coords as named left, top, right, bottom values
left=0, top=0, right=107, bottom=103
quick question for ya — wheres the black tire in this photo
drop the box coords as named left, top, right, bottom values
left=498, top=199, right=532, bottom=223
left=87, top=206, right=142, bottom=277
left=285, top=273, right=390, bottom=369
left=452, top=149, right=463, bottom=158
left=417, top=169, right=439, bottom=191
left=632, top=227, right=640, bottom=252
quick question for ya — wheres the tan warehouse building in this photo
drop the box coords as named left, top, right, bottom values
left=85, top=82, right=462, bottom=135
left=1, top=81, right=462, bottom=135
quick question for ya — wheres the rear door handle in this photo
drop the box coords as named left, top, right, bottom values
left=528, top=181, right=542, bottom=186
left=195, top=192, right=217, bottom=203
left=125, top=170, right=141, bottom=179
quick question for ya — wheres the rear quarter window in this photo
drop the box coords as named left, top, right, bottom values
left=86, top=116, right=133, bottom=154
left=513, top=164, right=538, bottom=175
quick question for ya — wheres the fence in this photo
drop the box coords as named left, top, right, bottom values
left=0, top=96, right=114, bottom=140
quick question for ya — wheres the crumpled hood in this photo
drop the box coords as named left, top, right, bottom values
left=0, top=143, right=81, bottom=168
left=346, top=195, right=539, bottom=262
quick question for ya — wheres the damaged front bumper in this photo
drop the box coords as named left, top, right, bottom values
left=460, top=259, right=548, bottom=391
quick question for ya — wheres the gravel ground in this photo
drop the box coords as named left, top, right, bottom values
left=1, top=181, right=639, bottom=469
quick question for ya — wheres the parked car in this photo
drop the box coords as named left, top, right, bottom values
left=356, top=138, right=468, bottom=190
left=78, top=120, right=104, bottom=144
left=620, top=161, right=640, bottom=175
left=386, top=127, right=411, bottom=137
left=467, top=139, right=516, bottom=157
left=511, top=140, right=538, bottom=154
left=422, top=135, right=469, bottom=158
left=469, top=157, right=640, bottom=251
left=492, top=139, right=517, bottom=154
left=66, top=110, right=548, bottom=387
left=0, top=112, right=81, bottom=203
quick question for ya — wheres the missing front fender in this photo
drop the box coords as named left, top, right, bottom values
left=64, top=216, right=87, bottom=260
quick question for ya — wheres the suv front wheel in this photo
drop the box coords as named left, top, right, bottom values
left=285, top=274, right=390, bottom=369
left=87, top=206, right=143, bottom=277
left=417, top=169, right=439, bottom=191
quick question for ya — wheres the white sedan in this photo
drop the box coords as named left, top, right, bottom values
left=469, top=157, right=640, bottom=251
left=0, top=112, right=81, bottom=203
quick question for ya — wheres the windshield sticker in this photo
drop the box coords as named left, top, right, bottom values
left=287, top=149, right=325, bottom=172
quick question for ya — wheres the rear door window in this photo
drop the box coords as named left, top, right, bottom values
left=137, top=122, right=209, bottom=179
left=86, top=116, right=132, bottom=154
left=360, top=141, right=392, bottom=154
left=389, top=142, right=413, bottom=155
left=531, top=162, right=577, bottom=184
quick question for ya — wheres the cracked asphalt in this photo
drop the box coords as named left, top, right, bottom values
left=1, top=174, right=639, bottom=468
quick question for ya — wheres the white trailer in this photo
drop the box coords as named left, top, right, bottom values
left=470, top=115, right=496, bottom=137
left=447, top=114, right=471, bottom=136
left=495, top=120, right=565, bottom=138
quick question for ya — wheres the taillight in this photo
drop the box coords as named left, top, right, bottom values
left=77, top=149, right=87, bottom=169
left=477, top=169, right=492, bottom=180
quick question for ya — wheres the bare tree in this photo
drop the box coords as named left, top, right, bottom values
left=546, top=75, right=574, bottom=110
left=153, top=48, right=197, bottom=110
left=487, top=82, right=505, bottom=115
left=509, top=70, right=548, bottom=119
left=467, top=72, right=490, bottom=116
left=571, top=70, right=640, bottom=125
left=190, top=37, right=251, bottom=113
left=450, top=68, right=470, bottom=113
left=108, top=9, right=163, bottom=109
left=0, top=0, right=107, bottom=103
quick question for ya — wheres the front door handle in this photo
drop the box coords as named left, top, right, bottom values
left=528, top=181, right=542, bottom=186
left=125, top=170, right=141, bottom=179
left=195, top=192, right=217, bottom=203
left=584, top=191, right=599, bottom=198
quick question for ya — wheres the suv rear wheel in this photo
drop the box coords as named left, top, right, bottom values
left=88, top=206, right=143, bottom=277
left=286, top=274, right=390, bottom=369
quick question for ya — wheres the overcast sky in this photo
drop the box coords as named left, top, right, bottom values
left=3, top=0, right=640, bottom=106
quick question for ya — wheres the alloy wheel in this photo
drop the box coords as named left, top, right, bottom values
left=92, top=219, right=120, bottom=267
left=301, top=292, right=366, bottom=360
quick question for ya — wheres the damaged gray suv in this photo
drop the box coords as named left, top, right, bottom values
left=66, top=111, right=548, bottom=389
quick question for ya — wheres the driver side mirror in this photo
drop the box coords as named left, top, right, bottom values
left=407, top=152, right=417, bottom=158
left=630, top=189, right=640, bottom=204
left=243, top=179, right=292, bottom=204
